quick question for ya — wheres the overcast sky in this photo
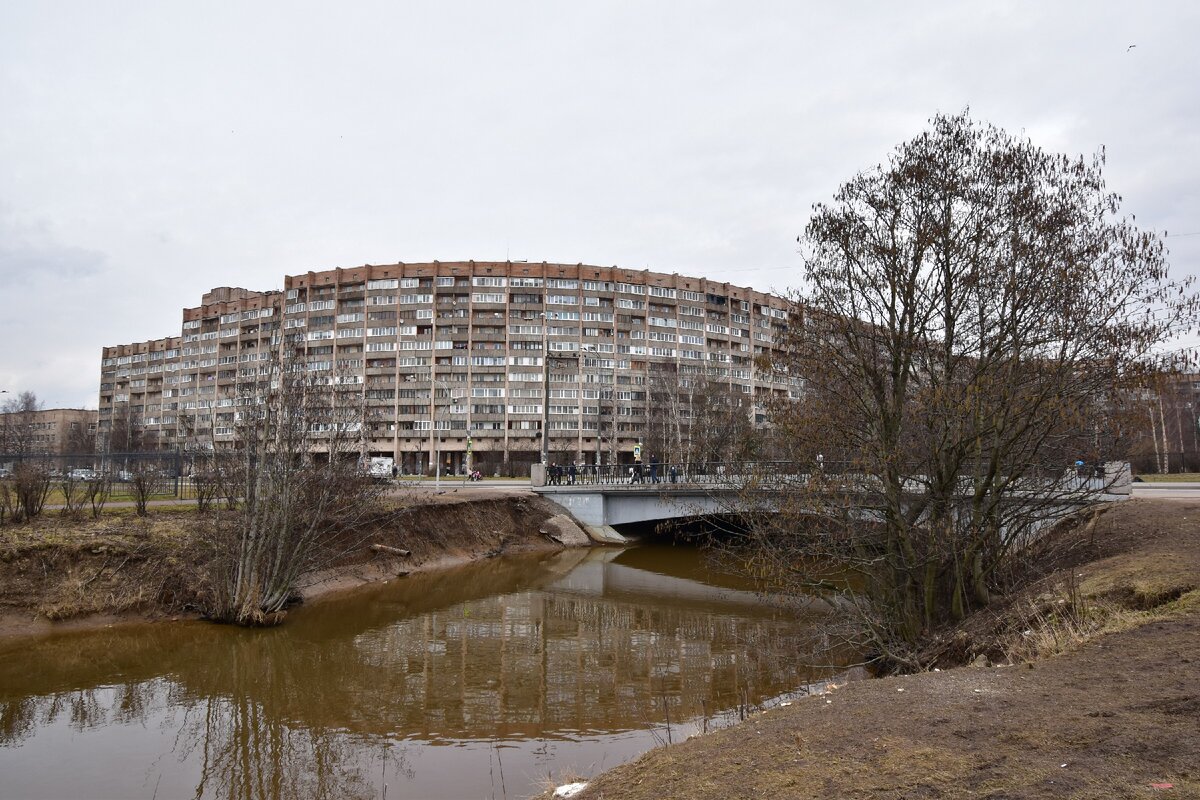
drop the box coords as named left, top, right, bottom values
left=2, top=1, right=1197, bottom=409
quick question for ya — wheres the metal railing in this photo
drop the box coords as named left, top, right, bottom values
left=540, top=460, right=818, bottom=487
left=536, top=459, right=1129, bottom=497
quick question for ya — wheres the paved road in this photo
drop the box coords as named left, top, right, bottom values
left=1130, top=482, right=1200, bottom=500
left=395, top=479, right=531, bottom=489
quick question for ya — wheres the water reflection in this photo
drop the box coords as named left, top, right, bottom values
left=0, top=545, right=845, bottom=799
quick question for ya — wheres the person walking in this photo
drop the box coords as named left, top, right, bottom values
left=650, top=454, right=659, bottom=484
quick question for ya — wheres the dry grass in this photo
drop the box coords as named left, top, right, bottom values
left=543, top=499, right=1200, bottom=800
left=1004, top=586, right=1200, bottom=664
left=1136, top=472, right=1200, bottom=482
left=1, top=494, right=569, bottom=628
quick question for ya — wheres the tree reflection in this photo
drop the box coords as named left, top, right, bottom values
left=178, top=693, right=409, bottom=800
left=1, top=638, right=412, bottom=800
left=0, top=545, right=852, bottom=798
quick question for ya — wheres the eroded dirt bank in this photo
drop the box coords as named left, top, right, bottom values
left=0, top=492, right=581, bottom=637
left=547, top=498, right=1200, bottom=800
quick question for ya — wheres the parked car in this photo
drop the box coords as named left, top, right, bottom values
left=0, top=467, right=11, bottom=479
left=68, top=468, right=98, bottom=481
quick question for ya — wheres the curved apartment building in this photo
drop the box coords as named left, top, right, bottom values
left=98, top=261, right=796, bottom=475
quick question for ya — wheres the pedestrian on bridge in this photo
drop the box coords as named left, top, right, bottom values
left=650, top=454, right=659, bottom=483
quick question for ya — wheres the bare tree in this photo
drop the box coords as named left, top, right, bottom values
left=1136, top=369, right=1200, bottom=474
left=87, top=475, right=112, bottom=518
left=105, top=402, right=146, bottom=453
left=731, top=113, right=1198, bottom=666
left=127, top=461, right=166, bottom=517
left=646, top=364, right=758, bottom=466
left=203, top=337, right=385, bottom=626
left=0, top=391, right=41, bottom=455
left=0, top=463, right=53, bottom=522
left=58, top=473, right=90, bottom=517
left=62, top=419, right=96, bottom=456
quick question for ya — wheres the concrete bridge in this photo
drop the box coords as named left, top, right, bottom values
left=532, top=460, right=1133, bottom=543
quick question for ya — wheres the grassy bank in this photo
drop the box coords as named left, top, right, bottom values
left=1135, top=472, right=1200, bottom=482
left=0, top=492, right=577, bottom=635
left=543, top=498, right=1200, bottom=799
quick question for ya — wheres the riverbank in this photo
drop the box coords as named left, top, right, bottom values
left=544, top=498, right=1200, bottom=799
left=0, top=492, right=585, bottom=638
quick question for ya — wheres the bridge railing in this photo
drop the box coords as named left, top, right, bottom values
left=539, top=460, right=825, bottom=487
left=536, top=459, right=1130, bottom=497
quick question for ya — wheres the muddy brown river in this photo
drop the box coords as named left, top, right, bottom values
left=0, top=544, right=843, bottom=799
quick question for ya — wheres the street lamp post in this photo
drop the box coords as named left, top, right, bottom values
left=540, top=312, right=550, bottom=466
left=432, top=379, right=459, bottom=491
left=581, top=344, right=610, bottom=467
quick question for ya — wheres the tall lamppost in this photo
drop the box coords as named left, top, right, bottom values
left=540, top=312, right=550, bottom=466
left=581, top=344, right=614, bottom=466
left=431, top=377, right=457, bottom=490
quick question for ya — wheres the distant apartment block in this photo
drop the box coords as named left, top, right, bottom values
left=0, top=408, right=96, bottom=456
left=98, top=261, right=797, bottom=474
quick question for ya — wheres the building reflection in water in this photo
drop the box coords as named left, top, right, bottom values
left=0, top=545, right=846, bottom=799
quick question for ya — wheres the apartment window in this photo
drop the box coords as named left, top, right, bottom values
left=508, top=404, right=542, bottom=415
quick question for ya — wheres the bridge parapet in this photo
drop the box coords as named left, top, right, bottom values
left=533, top=461, right=1132, bottom=544
left=533, top=460, right=1131, bottom=496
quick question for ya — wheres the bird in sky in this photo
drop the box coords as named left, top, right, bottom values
left=1127, top=44, right=1137, bottom=51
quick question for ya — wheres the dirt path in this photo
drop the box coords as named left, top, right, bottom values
left=556, top=499, right=1200, bottom=799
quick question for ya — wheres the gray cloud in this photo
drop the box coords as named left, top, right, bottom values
left=1, top=0, right=1197, bottom=408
